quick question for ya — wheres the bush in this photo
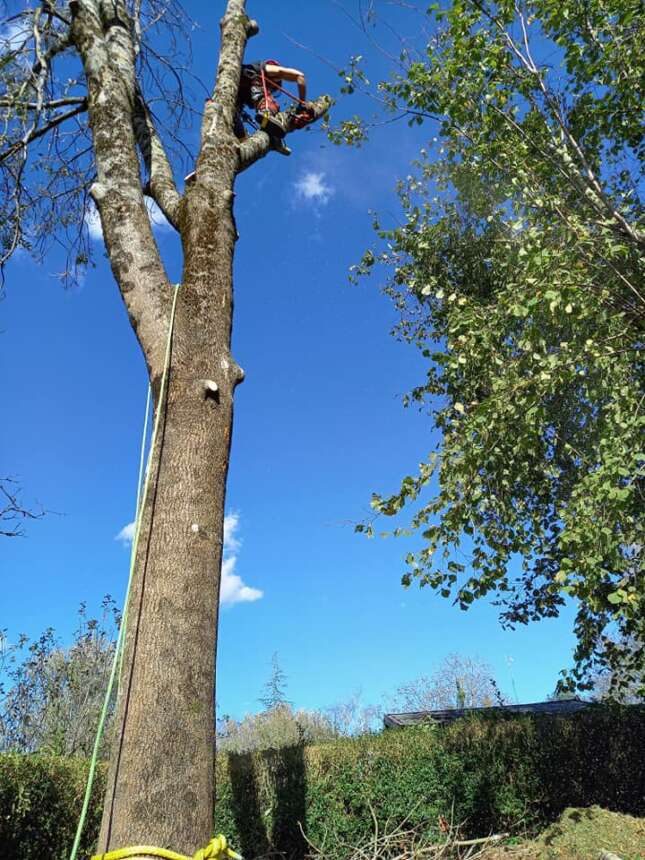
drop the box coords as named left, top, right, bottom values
left=218, top=704, right=338, bottom=754
left=0, top=706, right=642, bottom=860
left=0, top=753, right=105, bottom=860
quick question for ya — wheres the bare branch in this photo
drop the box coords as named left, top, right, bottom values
left=0, top=479, right=44, bottom=538
left=133, top=90, right=180, bottom=229
left=0, top=97, right=86, bottom=109
left=0, top=102, right=87, bottom=164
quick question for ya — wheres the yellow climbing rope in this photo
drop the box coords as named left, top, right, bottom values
left=91, top=835, right=242, bottom=860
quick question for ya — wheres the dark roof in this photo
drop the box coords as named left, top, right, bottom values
left=383, top=698, right=591, bottom=728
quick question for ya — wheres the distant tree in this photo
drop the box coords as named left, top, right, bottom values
left=218, top=704, right=337, bottom=753
left=325, top=692, right=382, bottom=735
left=259, top=653, right=291, bottom=712
left=389, top=654, right=502, bottom=712
left=0, top=598, right=118, bottom=755
left=343, top=0, right=643, bottom=697
left=547, top=688, right=579, bottom=702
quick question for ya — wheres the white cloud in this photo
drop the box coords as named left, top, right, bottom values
left=220, top=554, right=263, bottom=606
left=293, top=171, right=334, bottom=205
left=115, top=521, right=136, bottom=545
left=113, top=510, right=263, bottom=607
left=221, top=510, right=262, bottom=606
left=85, top=197, right=171, bottom=242
left=223, top=511, right=241, bottom=553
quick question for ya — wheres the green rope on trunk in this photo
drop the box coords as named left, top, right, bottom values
left=69, top=283, right=181, bottom=860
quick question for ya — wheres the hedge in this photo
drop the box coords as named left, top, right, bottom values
left=0, top=754, right=105, bottom=860
left=1, top=706, right=643, bottom=860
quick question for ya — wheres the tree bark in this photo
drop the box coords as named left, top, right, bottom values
left=86, top=0, right=246, bottom=854
left=98, top=359, right=235, bottom=853
left=58, top=0, right=329, bottom=853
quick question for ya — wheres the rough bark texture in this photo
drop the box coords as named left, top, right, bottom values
left=58, top=0, right=329, bottom=856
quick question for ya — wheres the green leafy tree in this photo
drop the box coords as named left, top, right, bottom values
left=0, top=598, right=118, bottom=755
left=343, top=0, right=643, bottom=695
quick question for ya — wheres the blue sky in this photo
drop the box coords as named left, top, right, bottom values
left=1, top=0, right=578, bottom=720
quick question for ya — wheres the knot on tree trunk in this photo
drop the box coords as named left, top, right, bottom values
left=245, top=18, right=259, bottom=37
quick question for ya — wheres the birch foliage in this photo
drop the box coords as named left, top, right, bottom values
left=348, top=0, right=644, bottom=694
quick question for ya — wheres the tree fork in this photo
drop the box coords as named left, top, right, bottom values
left=96, top=2, right=254, bottom=852
left=0, top=0, right=329, bottom=854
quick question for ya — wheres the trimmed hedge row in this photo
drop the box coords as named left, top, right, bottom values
left=0, top=754, right=105, bottom=860
left=215, top=706, right=645, bottom=858
left=1, top=706, right=643, bottom=860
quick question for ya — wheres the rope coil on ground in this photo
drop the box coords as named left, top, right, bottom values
left=91, top=834, right=242, bottom=860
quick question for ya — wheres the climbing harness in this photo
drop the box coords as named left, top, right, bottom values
left=91, top=835, right=242, bottom=860
left=257, top=65, right=315, bottom=133
left=68, top=284, right=241, bottom=860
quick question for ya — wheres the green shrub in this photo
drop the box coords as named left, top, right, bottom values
left=0, top=754, right=105, bottom=860
left=1, top=706, right=643, bottom=860
left=218, top=704, right=338, bottom=754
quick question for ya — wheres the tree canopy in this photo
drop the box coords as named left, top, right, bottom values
left=343, top=0, right=643, bottom=695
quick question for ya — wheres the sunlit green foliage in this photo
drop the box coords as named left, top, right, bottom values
left=346, top=0, right=644, bottom=693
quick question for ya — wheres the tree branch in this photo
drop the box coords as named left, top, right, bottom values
left=0, top=479, right=44, bottom=538
left=0, top=96, right=86, bottom=109
left=237, top=95, right=332, bottom=172
left=71, top=0, right=173, bottom=377
left=0, top=102, right=88, bottom=164
left=468, top=0, right=644, bottom=249
left=133, top=91, right=180, bottom=230
left=193, top=0, right=258, bottom=184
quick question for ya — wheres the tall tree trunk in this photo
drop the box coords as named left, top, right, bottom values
left=0, top=0, right=330, bottom=853
left=94, top=3, right=246, bottom=853
left=66, top=0, right=329, bottom=853
left=97, top=293, right=239, bottom=854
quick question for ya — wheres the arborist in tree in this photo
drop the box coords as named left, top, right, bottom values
left=186, top=60, right=317, bottom=182
left=236, top=59, right=316, bottom=156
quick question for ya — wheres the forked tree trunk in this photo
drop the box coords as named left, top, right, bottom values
left=61, top=0, right=329, bottom=853
left=94, top=25, right=244, bottom=860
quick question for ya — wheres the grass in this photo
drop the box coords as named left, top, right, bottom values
left=483, top=806, right=645, bottom=860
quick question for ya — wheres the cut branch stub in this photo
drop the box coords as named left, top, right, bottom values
left=237, top=94, right=333, bottom=172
